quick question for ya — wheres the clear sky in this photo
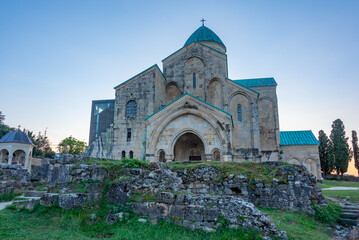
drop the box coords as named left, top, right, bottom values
left=1, top=1, right=358, bottom=175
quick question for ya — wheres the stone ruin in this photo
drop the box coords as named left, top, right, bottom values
left=0, top=155, right=328, bottom=239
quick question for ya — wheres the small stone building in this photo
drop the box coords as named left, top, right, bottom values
left=0, top=130, right=34, bottom=172
left=87, top=24, right=322, bottom=179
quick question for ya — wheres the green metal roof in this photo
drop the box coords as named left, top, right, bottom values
left=233, top=78, right=277, bottom=87
left=280, top=131, right=319, bottom=146
left=184, top=26, right=225, bottom=49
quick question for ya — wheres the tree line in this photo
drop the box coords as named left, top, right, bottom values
left=0, top=111, right=86, bottom=156
left=319, top=118, right=359, bottom=178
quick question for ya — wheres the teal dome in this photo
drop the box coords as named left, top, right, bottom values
left=184, top=26, right=225, bottom=49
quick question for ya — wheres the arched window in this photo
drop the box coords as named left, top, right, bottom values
left=237, top=104, right=242, bottom=122
left=126, top=100, right=137, bottom=117
left=121, top=151, right=126, bottom=160
left=129, top=151, right=133, bottom=159
left=193, top=73, right=196, bottom=89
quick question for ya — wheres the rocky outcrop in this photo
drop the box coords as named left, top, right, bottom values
left=131, top=193, right=287, bottom=238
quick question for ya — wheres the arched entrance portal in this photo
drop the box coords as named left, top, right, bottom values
left=174, top=132, right=205, bottom=161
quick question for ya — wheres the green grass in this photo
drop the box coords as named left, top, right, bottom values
left=319, top=180, right=359, bottom=189
left=322, top=190, right=359, bottom=203
left=0, top=192, right=21, bottom=203
left=168, top=161, right=293, bottom=184
left=261, top=207, right=335, bottom=240
left=73, top=158, right=149, bottom=171
left=0, top=204, right=262, bottom=240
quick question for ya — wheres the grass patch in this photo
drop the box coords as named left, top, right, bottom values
left=0, top=192, right=21, bottom=203
left=73, top=158, right=149, bottom=171
left=0, top=204, right=262, bottom=240
left=319, top=180, right=359, bottom=189
left=261, top=207, right=335, bottom=240
left=168, top=161, right=292, bottom=184
left=322, top=190, right=359, bottom=203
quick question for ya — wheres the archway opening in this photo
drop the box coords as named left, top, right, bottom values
left=174, top=132, right=204, bottom=161
left=13, top=150, right=26, bottom=166
left=0, top=149, right=9, bottom=163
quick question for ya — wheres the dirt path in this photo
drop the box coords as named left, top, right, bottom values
left=0, top=201, right=13, bottom=210
left=322, top=187, right=359, bottom=190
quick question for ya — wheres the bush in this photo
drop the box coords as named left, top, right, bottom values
left=312, top=201, right=341, bottom=225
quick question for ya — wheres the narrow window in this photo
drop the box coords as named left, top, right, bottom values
left=237, top=104, right=242, bottom=121
left=127, top=128, right=132, bottom=142
left=121, top=151, right=126, bottom=159
left=129, top=151, right=134, bottom=159
left=126, top=100, right=137, bottom=117
left=193, top=73, right=196, bottom=89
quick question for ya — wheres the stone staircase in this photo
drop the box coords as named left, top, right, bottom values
left=339, top=205, right=359, bottom=226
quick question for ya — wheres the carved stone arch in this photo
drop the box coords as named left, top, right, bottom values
left=208, top=77, right=224, bottom=108
left=147, top=109, right=229, bottom=157
left=183, top=56, right=205, bottom=98
left=228, top=91, right=252, bottom=105
left=289, top=158, right=300, bottom=165
left=183, top=55, right=205, bottom=66
left=171, top=129, right=207, bottom=161
left=211, top=148, right=221, bottom=161
left=166, top=81, right=181, bottom=104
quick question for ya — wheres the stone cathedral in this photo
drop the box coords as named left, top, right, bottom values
left=87, top=23, right=322, bottom=179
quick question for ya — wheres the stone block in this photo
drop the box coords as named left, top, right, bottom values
left=24, top=199, right=40, bottom=210
left=203, top=209, right=218, bottom=221
left=185, top=206, right=203, bottom=221
left=91, top=167, right=107, bottom=181
left=58, top=193, right=87, bottom=210
left=107, top=183, right=130, bottom=205
left=40, top=193, right=59, bottom=206
left=168, top=205, right=185, bottom=219
left=157, top=192, right=174, bottom=204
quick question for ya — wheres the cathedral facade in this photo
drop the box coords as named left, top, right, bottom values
left=87, top=24, right=322, bottom=179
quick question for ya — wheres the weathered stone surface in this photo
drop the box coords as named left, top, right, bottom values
left=107, top=182, right=130, bottom=205
left=91, top=167, right=107, bottom=181
left=86, top=182, right=104, bottom=203
left=59, top=154, right=75, bottom=164
left=157, top=192, right=174, bottom=204
left=105, top=214, right=117, bottom=224
left=58, top=193, right=87, bottom=210
left=40, top=193, right=59, bottom=207
left=24, top=199, right=40, bottom=210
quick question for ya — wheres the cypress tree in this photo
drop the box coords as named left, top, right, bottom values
left=318, top=130, right=330, bottom=176
left=352, top=130, right=359, bottom=176
left=330, top=119, right=351, bottom=178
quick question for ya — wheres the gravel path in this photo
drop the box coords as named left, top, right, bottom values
left=322, top=187, right=359, bottom=190
left=0, top=201, right=13, bottom=210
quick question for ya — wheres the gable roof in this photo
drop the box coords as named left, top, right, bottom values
left=114, top=64, right=166, bottom=89
left=0, top=131, right=33, bottom=145
left=232, top=77, right=277, bottom=88
left=280, top=130, right=319, bottom=146
left=145, top=93, right=233, bottom=126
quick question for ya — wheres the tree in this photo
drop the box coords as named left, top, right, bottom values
left=24, top=130, right=55, bottom=158
left=0, top=111, right=4, bottom=125
left=318, top=130, right=333, bottom=177
left=330, top=119, right=351, bottom=178
left=352, top=130, right=359, bottom=176
left=58, top=136, right=86, bottom=155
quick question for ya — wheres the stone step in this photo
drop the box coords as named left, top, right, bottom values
left=341, top=209, right=359, bottom=214
left=340, top=212, right=359, bottom=219
left=342, top=206, right=359, bottom=210
left=340, top=218, right=358, bottom=226
left=24, top=191, right=47, bottom=198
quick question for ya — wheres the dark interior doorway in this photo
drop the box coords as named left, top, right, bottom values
left=174, top=132, right=204, bottom=161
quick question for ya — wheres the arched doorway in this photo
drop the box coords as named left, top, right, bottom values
left=158, top=150, right=166, bottom=162
left=173, top=132, right=205, bottom=161
left=212, top=149, right=221, bottom=161
left=13, top=149, right=26, bottom=166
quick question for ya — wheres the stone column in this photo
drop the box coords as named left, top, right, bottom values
left=24, top=155, right=29, bottom=169
left=8, top=154, right=13, bottom=165
left=165, top=154, right=174, bottom=162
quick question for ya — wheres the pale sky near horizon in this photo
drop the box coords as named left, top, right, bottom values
left=0, top=1, right=358, bottom=175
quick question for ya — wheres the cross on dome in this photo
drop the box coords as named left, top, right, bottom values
left=201, top=18, right=206, bottom=26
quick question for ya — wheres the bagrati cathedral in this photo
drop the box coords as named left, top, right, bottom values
left=87, top=21, right=322, bottom=179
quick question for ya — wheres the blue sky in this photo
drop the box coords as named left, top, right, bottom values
left=0, top=0, right=358, bottom=172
